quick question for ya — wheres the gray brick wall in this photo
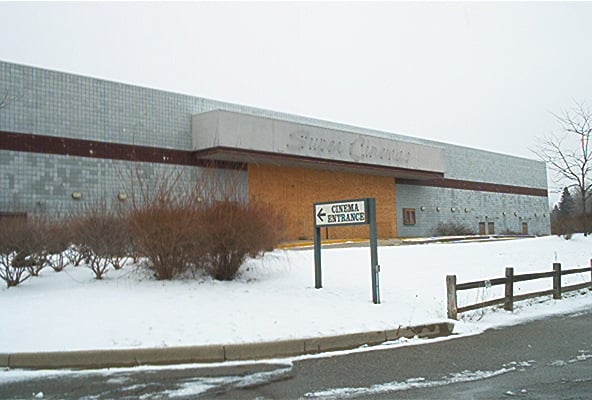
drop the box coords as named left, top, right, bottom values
left=0, top=61, right=548, bottom=188
left=0, top=61, right=252, bottom=214
left=0, top=61, right=550, bottom=236
left=396, top=184, right=551, bottom=237
left=439, top=144, right=547, bottom=188
left=0, top=149, right=247, bottom=216
left=1, top=61, right=206, bottom=149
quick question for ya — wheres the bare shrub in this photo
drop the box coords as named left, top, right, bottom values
left=433, top=222, right=476, bottom=237
left=64, top=244, right=91, bottom=267
left=22, top=254, right=47, bottom=277
left=1, top=260, right=30, bottom=287
left=104, top=215, right=134, bottom=270
left=551, top=212, right=578, bottom=236
left=20, top=218, right=58, bottom=277
left=128, top=201, right=203, bottom=280
left=499, top=229, right=521, bottom=236
left=201, top=201, right=285, bottom=281
left=121, top=164, right=284, bottom=281
left=123, top=166, right=210, bottom=280
left=43, top=219, right=73, bottom=272
left=0, top=219, right=32, bottom=287
left=71, top=206, right=126, bottom=279
left=12, top=218, right=52, bottom=277
left=552, top=212, right=592, bottom=236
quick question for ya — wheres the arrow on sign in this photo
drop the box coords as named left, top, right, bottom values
left=316, top=207, right=326, bottom=222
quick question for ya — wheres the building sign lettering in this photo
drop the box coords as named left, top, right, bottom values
left=287, top=130, right=411, bottom=166
left=287, top=130, right=345, bottom=155
left=348, top=137, right=411, bottom=164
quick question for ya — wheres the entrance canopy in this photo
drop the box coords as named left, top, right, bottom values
left=192, top=110, right=445, bottom=179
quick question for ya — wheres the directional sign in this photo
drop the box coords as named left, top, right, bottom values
left=313, top=197, right=380, bottom=304
left=314, top=199, right=367, bottom=227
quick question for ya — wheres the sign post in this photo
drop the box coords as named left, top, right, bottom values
left=313, top=197, right=380, bottom=304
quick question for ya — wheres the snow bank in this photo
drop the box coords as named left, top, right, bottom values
left=1, top=235, right=591, bottom=353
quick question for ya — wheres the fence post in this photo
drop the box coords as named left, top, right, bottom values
left=553, top=262, right=562, bottom=299
left=504, top=267, right=514, bottom=312
left=446, top=275, right=458, bottom=320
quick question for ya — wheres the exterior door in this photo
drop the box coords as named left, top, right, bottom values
left=479, top=222, right=486, bottom=235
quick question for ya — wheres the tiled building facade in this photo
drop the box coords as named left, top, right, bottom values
left=0, top=61, right=550, bottom=238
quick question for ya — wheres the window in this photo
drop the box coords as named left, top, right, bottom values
left=403, top=208, right=416, bottom=225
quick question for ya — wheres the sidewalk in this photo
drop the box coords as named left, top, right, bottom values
left=0, top=322, right=454, bottom=370
left=277, top=234, right=532, bottom=250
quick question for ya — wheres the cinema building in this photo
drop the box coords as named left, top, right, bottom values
left=0, top=61, right=551, bottom=239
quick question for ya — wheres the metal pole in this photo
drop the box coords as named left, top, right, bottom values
left=553, top=262, right=562, bottom=300
left=314, top=225, right=322, bottom=289
left=504, top=267, right=514, bottom=312
left=368, top=198, right=380, bottom=304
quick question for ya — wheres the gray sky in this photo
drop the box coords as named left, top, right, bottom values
left=2, top=1, right=592, bottom=199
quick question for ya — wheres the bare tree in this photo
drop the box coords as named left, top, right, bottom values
left=534, top=102, right=592, bottom=234
left=0, top=89, right=20, bottom=110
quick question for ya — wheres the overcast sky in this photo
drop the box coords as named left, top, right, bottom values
left=2, top=1, right=592, bottom=198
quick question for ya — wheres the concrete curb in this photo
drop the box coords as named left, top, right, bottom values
left=0, top=322, right=453, bottom=370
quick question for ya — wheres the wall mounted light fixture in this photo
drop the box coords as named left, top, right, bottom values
left=71, top=192, right=82, bottom=200
left=117, top=193, right=127, bottom=201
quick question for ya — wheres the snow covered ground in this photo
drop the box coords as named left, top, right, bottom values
left=1, top=235, right=592, bottom=353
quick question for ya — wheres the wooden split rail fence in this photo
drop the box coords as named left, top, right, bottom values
left=446, top=260, right=592, bottom=320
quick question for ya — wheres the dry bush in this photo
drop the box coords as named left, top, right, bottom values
left=552, top=213, right=592, bottom=236
left=201, top=201, right=285, bottom=281
left=0, top=217, right=77, bottom=284
left=64, top=244, right=90, bottom=267
left=0, top=218, right=33, bottom=287
left=551, top=213, right=576, bottom=236
left=71, top=206, right=128, bottom=279
left=499, top=229, right=521, bottom=236
left=14, top=218, right=50, bottom=277
left=43, top=219, right=74, bottom=272
left=433, top=222, right=476, bottom=237
left=121, top=164, right=285, bottom=281
left=128, top=202, right=204, bottom=279
left=128, top=200, right=285, bottom=281
left=104, top=216, right=134, bottom=270
left=124, top=167, right=207, bottom=280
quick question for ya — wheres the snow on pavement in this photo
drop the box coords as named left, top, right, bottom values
left=1, top=235, right=592, bottom=353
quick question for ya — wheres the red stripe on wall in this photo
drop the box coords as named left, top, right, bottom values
left=0, top=131, right=246, bottom=170
left=397, top=178, right=548, bottom=197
